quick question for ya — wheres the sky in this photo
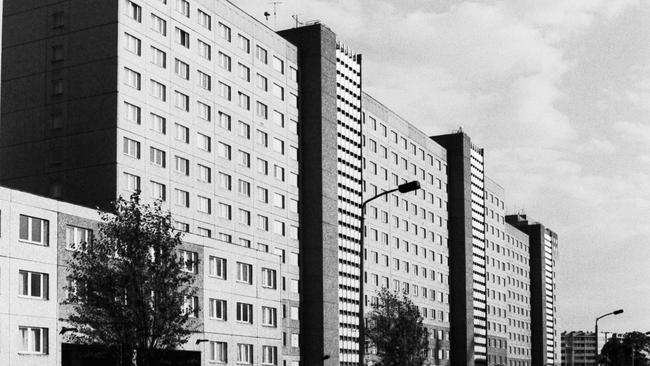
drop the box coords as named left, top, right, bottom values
left=236, top=0, right=650, bottom=332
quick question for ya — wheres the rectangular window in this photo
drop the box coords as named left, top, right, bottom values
left=272, top=138, right=284, bottom=155
left=124, top=68, right=141, bottom=89
left=65, top=225, right=91, bottom=251
left=19, top=327, right=48, bottom=354
left=209, top=256, right=226, bottom=279
left=197, top=101, right=211, bottom=121
left=150, top=113, right=166, bottom=134
left=122, top=137, right=141, bottom=158
left=175, top=156, right=189, bottom=175
left=182, top=296, right=199, bottom=318
left=272, top=83, right=284, bottom=100
left=19, top=270, right=49, bottom=299
left=239, top=209, right=251, bottom=225
left=273, top=111, right=284, bottom=127
left=197, top=164, right=211, bottom=183
left=218, top=52, right=231, bottom=71
left=180, top=250, right=198, bottom=273
left=218, top=82, right=231, bottom=101
left=174, top=59, right=189, bottom=80
left=217, top=202, right=230, bottom=219
left=124, top=102, right=141, bottom=124
left=175, top=91, right=189, bottom=111
left=237, top=262, right=252, bottom=284
left=151, top=14, right=166, bottom=35
left=289, top=66, right=298, bottom=81
left=236, top=303, right=253, bottom=323
left=256, top=102, right=268, bottom=119
left=175, top=0, right=190, bottom=17
left=272, top=56, right=284, bottom=74
left=197, top=70, right=211, bottom=90
left=218, top=22, right=231, bottom=42
left=197, top=9, right=211, bottom=30
left=256, top=74, right=268, bottom=91
left=238, top=34, right=250, bottom=53
left=209, top=298, right=227, bottom=320
left=151, top=46, right=166, bottom=68
left=257, top=187, right=268, bottom=203
left=256, top=45, right=268, bottom=64
left=238, top=92, right=250, bottom=110
left=261, top=268, right=276, bottom=289
left=175, top=189, right=189, bottom=207
left=198, top=196, right=212, bottom=214
left=198, top=39, right=211, bottom=60
left=150, top=80, right=166, bottom=101
left=210, top=341, right=227, bottom=363
left=238, top=121, right=250, bottom=139
left=262, top=307, right=277, bottom=327
left=176, top=27, right=190, bottom=48
left=126, top=1, right=142, bottom=22
left=237, top=344, right=253, bottom=364
left=218, top=172, right=232, bottom=190
left=218, top=112, right=231, bottom=130
left=197, top=133, right=211, bottom=152
left=151, top=181, right=166, bottom=201
left=238, top=150, right=250, bottom=168
left=175, top=123, right=189, bottom=143
left=262, top=345, right=277, bottom=365
left=217, top=142, right=231, bottom=160
left=239, top=63, right=250, bottom=81
left=257, top=158, right=268, bottom=175
left=125, top=173, right=140, bottom=192
left=124, top=33, right=141, bottom=55
left=149, top=147, right=166, bottom=167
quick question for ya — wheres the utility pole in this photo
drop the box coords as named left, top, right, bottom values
left=291, top=14, right=303, bottom=28
left=269, top=2, right=282, bottom=30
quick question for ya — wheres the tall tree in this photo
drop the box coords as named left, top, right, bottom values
left=599, top=332, right=650, bottom=366
left=365, top=288, right=430, bottom=366
left=63, top=193, right=198, bottom=366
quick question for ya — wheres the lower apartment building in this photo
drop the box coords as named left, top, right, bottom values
left=561, top=331, right=597, bottom=366
left=0, top=186, right=293, bottom=366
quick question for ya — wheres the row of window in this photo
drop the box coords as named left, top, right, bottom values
left=208, top=341, right=281, bottom=365
left=206, top=256, right=299, bottom=293
left=366, top=250, right=448, bottom=283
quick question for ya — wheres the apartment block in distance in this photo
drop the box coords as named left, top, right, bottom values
left=2, top=0, right=301, bottom=365
left=561, top=331, right=597, bottom=366
left=362, top=93, right=451, bottom=365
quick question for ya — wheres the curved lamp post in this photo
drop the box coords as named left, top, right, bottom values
left=595, top=309, right=623, bottom=364
left=358, top=180, right=421, bottom=365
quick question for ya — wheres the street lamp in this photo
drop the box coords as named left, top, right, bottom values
left=595, top=309, right=623, bottom=364
left=358, top=180, right=421, bottom=365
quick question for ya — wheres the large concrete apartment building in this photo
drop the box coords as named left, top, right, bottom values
left=1, top=1, right=559, bottom=366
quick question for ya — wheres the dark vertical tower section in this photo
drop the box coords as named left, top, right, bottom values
left=0, top=0, right=119, bottom=209
left=279, top=24, right=341, bottom=366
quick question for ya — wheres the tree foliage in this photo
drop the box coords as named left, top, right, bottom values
left=63, top=193, right=198, bottom=365
left=365, top=288, right=430, bottom=366
left=599, top=331, right=650, bottom=366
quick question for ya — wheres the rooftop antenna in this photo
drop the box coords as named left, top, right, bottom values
left=263, top=11, right=271, bottom=21
left=292, top=14, right=304, bottom=28
left=269, top=1, right=283, bottom=30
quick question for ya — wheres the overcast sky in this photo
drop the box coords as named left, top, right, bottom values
left=237, top=0, right=650, bottom=332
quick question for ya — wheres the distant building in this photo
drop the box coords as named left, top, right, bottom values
left=561, top=331, right=597, bottom=366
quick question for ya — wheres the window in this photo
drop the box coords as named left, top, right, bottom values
left=236, top=303, right=253, bottom=323
left=198, top=71, right=211, bottom=90
left=218, top=172, right=232, bottom=190
left=273, top=193, right=285, bottom=208
left=256, top=102, right=268, bottom=119
left=19, top=327, right=48, bottom=354
left=272, top=138, right=284, bottom=154
left=261, top=268, right=276, bottom=289
left=209, top=298, right=227, bottom=320
left=149, top=147, right=166, bottom=167
left=256, top=74, right=268, bottom=91
left=239, top=209, right=251, bottom=225
left=19, top=270, right=49, bottom=299
left=151, top=14, right=166, bottom=36
left=182, top=296, right=199, bottom=318
left=125, top=173, right=140, bottom=192
left=175, top=0, right=190, bottom=17
left=239, top=63, right=250, bottom=81
left=274, top=165, right=285, bottom=181
left=258, top=215, right=269, bottom=231
left=175, top=123, right=189, bottom=143
left=151, top=181, right=166, bottom=201
left=238, top=180, right=250, bottom=197
left=272, top=56, right=284, bottom=74
left=124, top=68, right=141, bottom=89
left=174, top=221, right=189, bottom=232
left=123, top=137, right=141, bottom=158
left=289, top=66, right=298, bottom=81
left=237, top=262, right=252, bottom=284
left=273, top=111, right=284, bottom=127
left=52, top=79, right=64, bottom=95
left=175, top=156, right=189, bottom=175
left=124, top=33, right=141, bottom=55
left=262, top=346, right=278, bottom=365
left=151, top=47, right=166, bottom=68
left=176, top=27, right=190, bottom=48
left=217, top=202, right=230, bottom=219
left=150, top=113, right=166, bottom=134
left=218, top=112, right=231, bottom=130
left=291, top=333, right=299, bottom=347
left=126, top=1, right=142, bottom=22
left=52, top=11, right=65, bottom=29
left=197, top=133, right=211, bottom=152
left=19, top=215, right=50, bottom=246
left=150, top=80, right=166, bottom=101
left=198, top=39, right=211, bottom=60
left=238, top=121, right=250, bottom=139
left=256, top=45, right=268, bottom=64
left=197, top=164, right=211, bottom=183
left=238, top=34, right=250, bottom=53
left=262, top=307, right=277, bottom=327
left=65, top=225, right=91, bottom=251
left=237, top=344, right=253, bottom=364
left=218, top=22, right=231, bottom=41
left=174, top=59, right=189, bottom=80
left=180, top=250, right=198, bottom=273
left=210, top=341, right=227, bottom=363
left=209, top=256, right=226, bottom=279
left=257, top=158, right=268, bottom=175
left=197, top=101, right=211, bottom=121
left=217, top=142, right=231, bottom=160
left=175, top=91, right=189, bottom=111
left=239, top=150, right=250, bottom=167
left=218, top=52, right=231, bottom=71
left=198, top=9, right=211, bottom=30
left=124, top=102, right=141, bottom=124
left=218, top=82, right=231, bottom=101
left=273, top=221, right=285, bottom=236
left=257, top=187, right=268, bottom=203
left=238, top=92, right=250, bottom=110
left=198, top=196, right=211, bottom=214
left=175, top=189, right=189, bottom=207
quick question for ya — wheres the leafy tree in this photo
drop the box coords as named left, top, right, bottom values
left=365, top=288, right=430, bottom=366
left=599, top=331, right=650, bottom=366
left=63, top=193, right=198, bottom=366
